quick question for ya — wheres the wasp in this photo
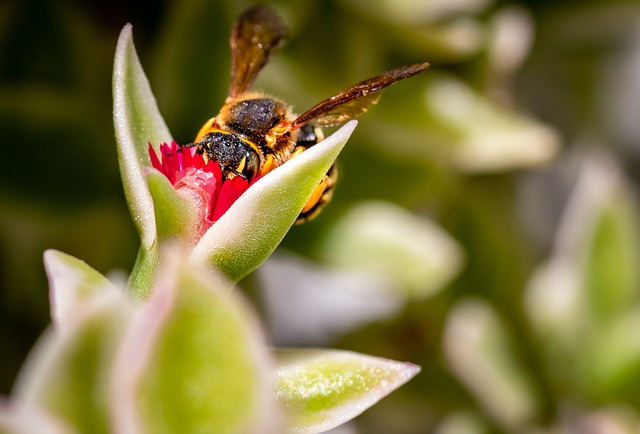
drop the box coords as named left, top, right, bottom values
left=183, top=5, right=429, bottom=223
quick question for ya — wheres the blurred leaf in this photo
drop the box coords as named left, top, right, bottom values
left=43, top=250, right=119, bottom=330
left=111, top=249, right=279, bottom=434
left=526, top=153, right=640, bottom=361
left=425, top=75, right=561, bottom=172
left=393, top=18, right=486, bottom=61
left=444, top=298, right=540, bottom=432
left=485, top=7, right=534, bottom=81
left=582, top=307, right=640, bottom=401
left=13, top=289, right=133, bottom=434
left=342, top=0, right=493, bottom=25
left=318, top=200, right=463, bottom=298
left=584, top=193, right=640, bottom=324
left=358, top=73, right=560, bottom=175
left=434, top=411, right=489, bottom=434
left=275, top=349, right=420, bottom=433
left=0, top=399, right=75, bottom=434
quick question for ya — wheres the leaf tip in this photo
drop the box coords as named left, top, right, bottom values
left=119, top=23, right=133, bottom=40
left=400, top=360, right=421, bottom=382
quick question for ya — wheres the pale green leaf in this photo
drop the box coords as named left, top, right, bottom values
left=525, top=154, right=640, bottom=347
left=425, top=75, right=560, bottom=172
left=189, top=121, right=357, bottom=283
left=44, top=250, right=119, bottom=329
left=111, top=249, right=279, bottom=434
left=367, top=73, right=558, bottom=172
left=275, top=349, right=420, bottom=434
left=113, top=24, right=172, bottom=250
left=318, top=200, right=463, bottom=298
left=444, top=299, right=540, bottom=432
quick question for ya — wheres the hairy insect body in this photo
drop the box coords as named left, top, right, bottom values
left=183, top=5, right=429, bottom=222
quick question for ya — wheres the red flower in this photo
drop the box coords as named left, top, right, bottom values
left=148, top=142, right=257, bottom=234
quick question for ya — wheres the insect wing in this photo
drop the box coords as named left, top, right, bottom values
left=291, top=63, right=430, bottom=130
left=296, top=92, right=383, bottom=128
left=228, top=5, right=288, bottom=99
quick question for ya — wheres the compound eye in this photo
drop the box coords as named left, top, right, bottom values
left=243, top=150, right=260, bottom=182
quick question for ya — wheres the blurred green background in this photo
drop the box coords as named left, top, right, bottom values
left=3, top=0, right=640, bottom=432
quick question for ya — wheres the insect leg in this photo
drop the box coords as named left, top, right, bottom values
left=295, top=163, right=338, bottom=224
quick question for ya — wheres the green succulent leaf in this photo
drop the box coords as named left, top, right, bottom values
left=43, top=250, right=120, bottom=329
left=146, top=170, right=202, bottom=245
left=111, top=249, right=279, bottom=434
left=190, top=121, right=357, bottom=283
left=113, top=24, right=172, bottom=250
left=13, top=289, right=133, bottom=434
left=127, top=245, right=160, bottom=301
left=274, top=348, right=420, bottom=434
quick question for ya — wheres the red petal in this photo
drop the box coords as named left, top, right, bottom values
left=148, top=143, right=163, bottom=171
left=212, top=175, right=250, bottom=221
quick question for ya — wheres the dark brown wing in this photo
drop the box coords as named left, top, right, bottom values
left=228, top=5, right=288, bottom=100
left=291, top=63, right=430, bottom=130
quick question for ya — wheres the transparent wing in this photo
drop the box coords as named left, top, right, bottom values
left=228, top=5, right=288, bottom=99
left=291, top=63, right=430, bottom=130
